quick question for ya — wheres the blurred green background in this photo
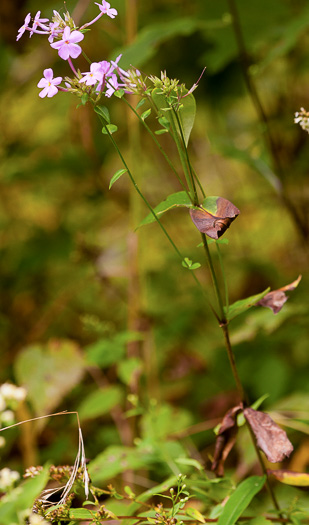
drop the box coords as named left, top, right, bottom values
left=0, top=0, right=308, bottom=505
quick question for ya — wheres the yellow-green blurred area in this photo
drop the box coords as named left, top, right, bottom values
left=0, top=0, right=309, bottom=508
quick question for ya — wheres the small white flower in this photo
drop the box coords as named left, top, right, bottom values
left=0, top=436, right=6, bottom=448
left=0, top=468, right=20, bottom=491
left=0, top=383, right=26, bottom=402
left=1, top=410, right=14, bottom=424
left=0, top=394, right=6, bottom=412
left=29, top=514, right=50, bottom=524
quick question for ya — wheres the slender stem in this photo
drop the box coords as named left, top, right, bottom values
left=216, top=243, right=229, bottom=314
left=227, top=0, right=308, bottom=240
left=221, top=323, right=245, bottom=401
left=121, top=96, right=191, bottom=199
left=98, top=117, right=218, bottom=319
left=172, top=109, right=199, bottom=204
left=201, top=233, right=225, bottom=320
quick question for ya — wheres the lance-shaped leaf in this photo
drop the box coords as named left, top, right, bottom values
left=138, top=191, right=192, bottom=228
left=256, top=275, right=302, bottom=314
left=211, top=403, right=243, bottom=477
left=226, top=288, right=270, bottom=321
left=190, top=196, right=240, bottom=239
left=267, top=469, right=309, bottom=487
left=244, top=408, right=293, bottom=463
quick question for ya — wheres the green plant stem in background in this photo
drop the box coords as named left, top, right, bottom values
left=227, top=0, right=308, bottom=242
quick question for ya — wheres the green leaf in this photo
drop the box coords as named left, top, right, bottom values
left=186, top=507, right=205, bottom=523
left=217, top=476, right=266, bottom=525
left=102, top=124, right=118, bottom=134
left=88, top=445, right=157, bottom=483
left=136, top=99, right=146, bottom=109
left=118, top=357, right=143, bottom=386
left=226, top=288, right=270, bottom=321
left=114, top=89, right=124, bottom=98
left=237, top=393, right=270, bottom=427
left=0, top=466, right=50, bottom=524
left=155, top=128, right=169, bottom=135
left=109, top=168, right=127, bottom=189
left=182, top=257, right=201, bottom=270
left=78, top=385, right=124, bottom=421
left=85, top=332, right=142, bottom=368
left=138, top=191, right=192, bottom=228
left=94, top=105, right=110, bottom=123
left=14, top=340, right=84, bottom=416
left=141, top=108, right=151, bottom=121
left=68, top=508, right=95, bottom=519
left=175, top=457, right=203, bottom=471
left=177, top=93, right=196, bottom=146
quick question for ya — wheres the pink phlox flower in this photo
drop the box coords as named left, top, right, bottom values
left=95, top=61, right=113, bottom=92
left=48, top=21, right=61, bottom=43
left=29, top=11, right=50, bottom=37
left=50, top=26, right=84, bottom=60
left=37, top=68, right=62, bottom=98
left=16, top=13, right=31, bottom=41
left=79, top=63, right=103, bottom=86
left=95, top=1, right=118, bottom=18
left=105, top=73, right=119, bottom=97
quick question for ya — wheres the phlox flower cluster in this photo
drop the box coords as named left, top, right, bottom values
left=16, top=2, right=126, bottom=101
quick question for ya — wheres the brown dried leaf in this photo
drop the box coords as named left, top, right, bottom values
left=256, top=275, right=302, bottom=314
left=190, top=197, right=240, bottom=239
left=211, top=404, right=243, bottom=476
left=244, top=408, right=293, bottom=463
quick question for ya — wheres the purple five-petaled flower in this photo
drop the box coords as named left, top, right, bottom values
left=95, top=1, right=118, bottom=19
left=29, top=11, right=49, bottom=37
left=16, top=13, right=31, bottom=41
left=50, top=26, right=84, bottom=60
left=37, top=68, right=62, bottom=98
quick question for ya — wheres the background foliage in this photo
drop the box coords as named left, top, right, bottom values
left=0, top=0, right=309, bottom=519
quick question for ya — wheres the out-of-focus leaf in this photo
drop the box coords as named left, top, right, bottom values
left=78, top=385, right=124, bottom=421
left=211, top=404, right=243, bottom=476
left=138, top=191, right=192, bottom=228
left=226, top=288, right=270, bottom=321
left=190, top=197, right=240, bottom=239
left=186, top=507, right=205, bottom=523
left=88, top=445, right=157, bottom=484
left=0, top=466, right=49, bottom=523
left=112, top=18, right=218, bottom=69
left=14, top=340, right=84, bottom=416
left=68, top=508, right=97, bottom=519
left=126, top=477, right=179, bottom=516
left=268, top=469, right=309, bottom=487
left=117, top=357, right=143, bottom=386
left=85, top=332, right=143, bottom=368
left=141, top=403, right=192, bottom=441
left=257, top=275, right=302, bottom=314
left=244, top=408, right=293, bottom=462
left=109, top=169, right=127, bottom=189
left=175, top=457, right=203, bottom=471
left=217, top=475, right=266, bottom=525
left=249, top=518, right=273, bottom=525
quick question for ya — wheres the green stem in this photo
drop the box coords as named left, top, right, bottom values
left=121, top=96, right=191, bottom=200
left=172, top=109, right=199, bottom=204
left=98, top=117, right=218, bottom=319
left=216, top=243, right=229, bottom=315
left=201, top=233, right=225, bottom=321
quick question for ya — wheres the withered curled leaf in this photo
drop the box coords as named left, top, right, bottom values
left=244, top=408, right=293, bottom=463
left=256, top=275, right=302, bottom=314
left=267, top=469, right=309, bottom=487
left=190, top=196, right=240, bottom=239
left=211, top=403, right=243, bottom=477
